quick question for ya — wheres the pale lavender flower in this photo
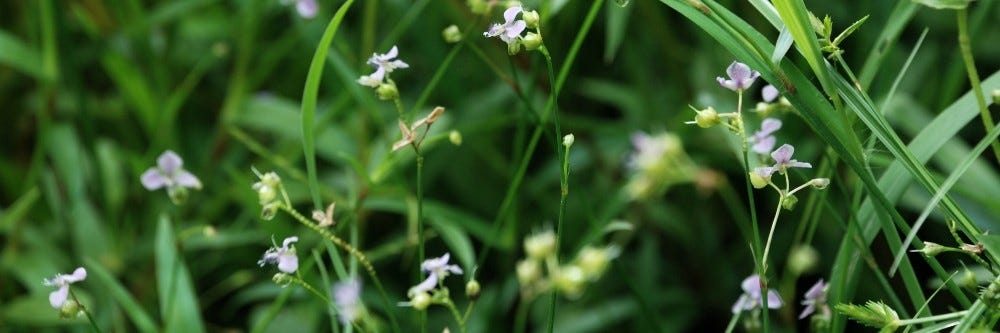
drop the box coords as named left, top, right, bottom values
left=749, top=118, right=782, bottom=154
left=762, top=84, right=779, bottom=102
left=409, top=253, right=463, bottom=296
left=141, top=150, right=202, bottom=191
left=771, top=144, right=812, bottom=172
left=717, top=61, right=760, bottom=91
left=483, top=6, right=526, bottom=44
left=357, top=46, right=409, bottom=87
left=732, top=275, right=782, bottom=314
left=800, top=279, right=829, bottom=319
left=754, top=166, right=777, bottom=179
left=43, top=267, right=87, bottom=309
left=334, top=279, right=362, bottom=324
left=296, top=0, right=317, bottom=18
left=258, top=236, right=299, bottom=273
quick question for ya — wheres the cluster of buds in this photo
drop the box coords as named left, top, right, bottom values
left=624, top=131, right=699, bottom=201
left=483, top=5, right=543, bottom=54
left=516, top=230, right=618, bottom=300
left=251, top=168, right=285, bottom=220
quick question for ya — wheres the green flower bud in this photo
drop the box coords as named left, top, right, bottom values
left=576, top=246, right=610, bottom=280
left=261, top=172, right=282, bottom=187
left=465, top=280, right=481, bottom=300
left=261, top=203, right=279, bottom=220
left=562, top=134, right=575, bottom=148
left=442, top=25, right=462, bottom=43
left=749, top=172, right=769, bottom=189
left=411, top=292, right=431, bottom=310
left=167, top=185, right=189, bottom=205
left=912, top=241, right=950, bottom=256
left=467, top=0, right=488, bottom=14
left=787, top=245, right=819, bottom=276
left=59, top=299, right=82, bottom=318
left=272, top=273, right=293, bottom=285
left=781, top=193, right=798, bottom=210
left=694, top=107, right=720, bottom=128
left=552, top=265, right=585, bottom=299
left=522, top=10, right=540, bottom=29
left=376, top=82, right=399, bottom=100
left=524, top=231, right=556, bottom=260
left=516, top=259, right=540, bottom=285
left=507, top=40, right=522, bottom=55
left=449, top=130, right=463, bottom=146
left=809, top=178, right=831, bottom=190
left=257, top=184, right=276, bottom=205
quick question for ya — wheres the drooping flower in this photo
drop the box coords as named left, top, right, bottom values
left=43, top=267, right=87, bottom=309
left=409, top=253, right=463, bottom=297
left=357, top=46, right=409, bottom=88
left=762, top=84, right=779, bottom=102
left=334, top=279, right=363, bottom=324
left=141, top=150, right=202, bottom=191
left=771, top=144, right=812, bottom=172
left=258, top=236, right=299, bottom=274
left=732, top=275, right=783, bottom=314
left=483, top=6, right=526, bottom=45
left=800, top=279, right=830, bottom=319
left=749, top=118, right=782, bottom=154
left=717, top=61, right=760, bottom=91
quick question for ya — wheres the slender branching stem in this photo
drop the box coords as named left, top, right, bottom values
left=69, top=290, right=101, bottom=333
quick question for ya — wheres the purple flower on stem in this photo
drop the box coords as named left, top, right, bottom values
left=749, top=118, right=782, bottom=154
left=732, top=274, right=782, bottom=314
left=296, top=0, right=317, bottom=18
left=357, top=46, right=409, bottom=87
left=334, top=279, right=363, bottom=324
left=800, top=279, right=829, bottom=319
left=258, top=236, right=299, bottom=274
left=409, top=253, right=463, bottom=296
left=43, top=267, right=87, bottom=309
left=141, top=150, right=202, bottom=191
left=762, top=84, right=779, bottom=102
left=484, top=6, right=526, bottom=45
left=717, top=61, right=760, bottom=91
left=771, top=144, right=812, bottom=172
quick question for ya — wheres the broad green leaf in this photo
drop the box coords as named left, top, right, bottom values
left=912, top=0, right=974, bottom=10
left=426, top=218, right=476, bottom=273
left=0, top=187, right=39, bottom=234
left=84, top=258, right=158, bottom=333
left=603, top=0, right=632, bottom=63
left=0, top=30, right=48, bottom=81
left=155, top=215, right=206, bottom=333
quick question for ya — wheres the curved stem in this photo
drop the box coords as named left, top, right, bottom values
left=442, top=299, right=467, bottom=333
left=957, top=8, right=1000, bottom=165
left=736, top=89, right=766, bottom=331
left=69, top=290, right=101, bottom=333
left=290, top=273, right=332, bottom=303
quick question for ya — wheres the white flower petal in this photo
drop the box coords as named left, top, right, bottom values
left=174, top=171, right=202, bottom=189
left=49, top=285, right=69, bottom=309
left=141, top=168, right=169, bottom=190
left=157, top=150, right=183, bottom=174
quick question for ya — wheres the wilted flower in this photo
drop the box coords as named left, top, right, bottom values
left=717, top=61, right=760, bottom=91
left=333, top=279, right=363, bottom=324
left=800, top=279, right=830, bottom=319
left=748, top=118, right=782, bottom=154
left=393, top=107, right=446, bottom=152
left=141, top=150, right=202, bottom=197
left=357, top=46, right=409, bottom=88
left=312, top=202, right=336, bottom=227
left=43, top=267, right=87, bottom=309
left=258, top=236, right=299, bottom=274
left=484, top=6, right=526, bottom=45
left=770, top=144, right=812, bottom=172
left=732, top=275, right=783, bottom=314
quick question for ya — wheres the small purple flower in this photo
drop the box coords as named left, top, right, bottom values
left=357, top=45, right=410, bottom=87
left=717, top=61, right=760, bottom=91
left=484, top=6, right=526, bottom=45
left=258, top=236, right=299, bottom=274
left=334, top=279, right=362, bottom=324
left=43, top=267, right=87, bottom=309
left=732, top=275, right=782, bottom=314
left=800, top=279, right=829, bottom=319
left=409, top=253, right=463, bottom=296
left=141, top=150, right=202, bottom=191
left=296, top=0, right=317, bottom=19
left=771, top=144, right=812, bottom=172
left=762, top=84, right=779, bottom=103
left=749, top=118, right=782, bottom=154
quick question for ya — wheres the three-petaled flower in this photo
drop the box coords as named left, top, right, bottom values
left=357, top=46, right=409, bottom=88
left=799, top=279, right=830, bottom=319
left=409, top=253, right=463, bottom=297
left=258, top=236, right=299, bottom=274
left=484, top=6, right=526, bottom=45
left=771, top=144, right=812, bottom=173
left=717, top=61, right=760, bottom=91
left=141, top=150, right=203, bottom=191
left=732, top=274, right=783, bottom=314
left=749, top=118, right=782, bottom=154
left=43, top=267, right=87, bottom=309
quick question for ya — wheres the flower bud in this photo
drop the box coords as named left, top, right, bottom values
left=449, top=130, right=463, bottom=146
left=562, top=134, right=575, bottom=148
left=809, top=178, right=830, bottom=190
left=787, top=245, right=819, bottom=276
left=552, top=265, right=585, bottom=298
left=507, top=40, right=522, bottom=55
left=524, top=230, right=556, bottom=260
left=516, top=259, right=540, bottom=285
left=693, top=107, right=720, bottom=128
left=261, top=172, right=282, bottom=187
left=442, top=25, right=462, bottom=43
left=261, top=203, right=279, bottom=220
left=465, top=280, right=481, bottom=300
left=167, top=185, right=189, bottom=205
left=781, top=193, right=798, bottom=210
left=411, top=292, right=431, bottom=310
left=522, top=32, right=542, bottom=51
left=911, top=241, right=949, bottom=256
left=257, top=184, right=276, bottom=205
left=959, top=268, right=978, bottom=290
left=272, top=272, right=293, bottom=285
left=576, top=246, right=610, bottom=280
left=59, top=299, right=82, bottom=318
left=203, top=226, right=218, bottom=237
left=376, top=82, right=399, bottom=100
left=749, top=171, right=770, bottom=189
left=467, top=0, right=488, bottom=14
left=522, top=10, right=540, bottom=29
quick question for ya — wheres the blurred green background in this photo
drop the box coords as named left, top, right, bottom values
left=1, top=0, right=999, bottom=332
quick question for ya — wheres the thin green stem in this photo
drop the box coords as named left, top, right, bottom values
left=443, top=299, right=467, bottom=333
left=760, top=197, right=784, bottom=271
left=393, top=96, right=406, bottom=121
left=957, top=8, right=1000, bottom=165
left=897, top=310, right=968, bottom=326
left=514, top=300, right=530, bottom=333
left=416, top=153, right=425, bottom=279
left=69, top=290, right=101, bottom=333
left=290, top=273, right=332, bottom=303
left=275, top=203, right=400, bottom=332
left=541, top=43, right=569, bottom=333
left=736, top=89, right=766, bottom=331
